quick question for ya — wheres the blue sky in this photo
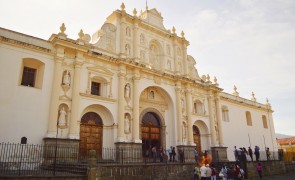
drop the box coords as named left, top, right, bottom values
left=1, top=0, right=294, bottom=136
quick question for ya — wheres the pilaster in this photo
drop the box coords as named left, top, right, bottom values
left=46, top=47, right=64, bottom=138
left=185, top=86, right=194, bottom=145
left=175, top=82, right=182, bottom=144
left=208, top=94, right=217, bottom=146
left=68, top=52, right=84, bottom=139
left=173, top=39, right=179, bottom=75
left=132, top=69, right=141, bottom=143
left=215, top=95, right=224, bottom=146
left=133, top=19, right=139, bottom=62
left=117, top=65, right=126, bottom=142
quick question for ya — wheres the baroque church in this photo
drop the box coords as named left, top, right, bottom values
left=0, top=3, right=277, bottom=161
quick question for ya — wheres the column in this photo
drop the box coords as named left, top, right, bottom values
left=46, top=48, right=64, bottom=137
left=185, top=87, right=194, bottom=145
left=215, top=96, right=224, bottom=146
left=133, top=21, right=139, bottom=61
left=132, top=69, right=141, bottom=143
left=117, top=65, right=126, bottom=141
left=175, top=83, right=183, bottom=144
left=120, top=15, right=126, bottom=56
left=173, top=39, right=179, bottom=74
left=68, top=52, right=83, bottom=139
left=208, top=95, right=217, bottom=146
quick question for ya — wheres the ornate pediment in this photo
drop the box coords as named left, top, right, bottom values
left=139, top=8, right=166, bottom=30
left=87, top=65, right=114, bottom=77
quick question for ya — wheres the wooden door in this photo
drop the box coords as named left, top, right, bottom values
left=79, top=112, right=103, bottom=157
left=141, top=112, right=161, bottom=157
left=193, top=125, right=202, bottom=156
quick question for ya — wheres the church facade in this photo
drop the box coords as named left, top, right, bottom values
left=0, top=4, right=277, bottom=161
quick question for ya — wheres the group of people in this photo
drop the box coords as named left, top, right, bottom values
left=234, top=145, right=271, bottom=162
left=149, top=146, right=186, bottom=163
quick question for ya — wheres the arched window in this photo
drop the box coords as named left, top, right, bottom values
left=262, top=115, right=268, bottom=129
left=19, top=58, right=45, bottom=89
left=193, top=100, right=205, bottom=115
left=246, top=111, right=252, bottom=126
left=222, top=106, right=230, bottom=122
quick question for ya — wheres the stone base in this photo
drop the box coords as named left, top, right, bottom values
left=211, top=146, right=228, bottom=162
left=43, top=138, right=80, bottom=162
left=115, top=142, right=142, bottom=163
left=176, top=145, right=196, bottom=163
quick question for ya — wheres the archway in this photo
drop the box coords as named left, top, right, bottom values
left=79, top=112, right=103, bottom=157
left=193, top=125, right=202, bottom=156
left=141, top=112, right=161, bottom=157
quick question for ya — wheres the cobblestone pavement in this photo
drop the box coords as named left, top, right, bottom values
left=250, top=172, right=295, bottom=180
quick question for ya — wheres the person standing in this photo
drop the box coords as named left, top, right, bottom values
left=220, top=164, right=228, bottom=180
left=159, top=146, right=164, bottom=162
left=194, top=165, right=200, bottom=180
left=257, top=162, right=262, bottom=179
left=254, top=146, right=260, bottom=161
left=206, top=164, right=212, bottom=180
left=248, top=147, right=253, bottom=161
left=152, top=146, right=157, bottom=162
left=172, top=147, right=176, bottom=162
left=200, top=164, right=207, bottom=180
left=234, top=146, right=238, bottom=161
left=194, top=148, right=199, bottom=163
left=168, top=146, right=173, bottom=162
left=210, top=164, right=217, bottom=180
left=266, top=147, right=271, bottom=160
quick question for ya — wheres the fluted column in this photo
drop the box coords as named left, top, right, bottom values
left=208, top=95, right=217, bottom=146
left=215, top=96, right=224, bottom=146
left=175, top=83, right=183, bottom=144
left=68, top=52, right=83, bottom=139
left=46, top=48, right=64, bottom=137
left=132, top=69, right=141, bottom=143
left=185, top=87, right=194, bottom=145
left=117, top=65, right=126, bottom=141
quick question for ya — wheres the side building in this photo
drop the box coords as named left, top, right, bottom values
left=0, top=3, right=277, bottom=161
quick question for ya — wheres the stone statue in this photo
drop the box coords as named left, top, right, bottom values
left=124, top=84, right=131, bottom=98
left=182, top=124, right=187, bottom=138
left=58, top=107, right=67, bottom=126
left=63, top=71, right=71, bottom=86
left=124, top=115, right=130, bottom=133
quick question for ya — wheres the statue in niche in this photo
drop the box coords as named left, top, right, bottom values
left=125, top=44, right=131, bottom=56
left=149, top=91, right=155, bottom=99
left=140, top=34, right=145, bottom=45
left=124, top=115, right=130, bottom=133
left=62, top=70, right=71, bottom=86
left=58, top=107, right=67, bottom=126
left=124, top=84, right=131, bottom=98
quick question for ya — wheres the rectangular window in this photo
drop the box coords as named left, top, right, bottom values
left=91, top=82, right=100, bottom=96
left=21, top=66, right=36, bottom=87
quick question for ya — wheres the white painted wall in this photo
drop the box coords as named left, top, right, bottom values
left=0, top=44, right=54, bottom=144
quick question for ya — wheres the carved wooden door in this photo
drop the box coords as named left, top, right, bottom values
left=193, top=125, right=202, bottom=156
left=79, top=112, right=103, bottom=157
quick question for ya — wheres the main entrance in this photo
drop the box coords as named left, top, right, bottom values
left=141, top=112, right=161, bottom=157
left=193, top=125, right=202, bottom=155
left=79, top=112, right=103, bottom=157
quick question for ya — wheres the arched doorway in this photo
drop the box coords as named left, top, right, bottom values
left=141, top=112, right=161, bottom=157
left=193, top=125, right=202, bottom=155
left=79, top=112, right=103, bottom=157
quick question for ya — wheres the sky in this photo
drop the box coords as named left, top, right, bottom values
left=1, top=0, right=294, bottom=136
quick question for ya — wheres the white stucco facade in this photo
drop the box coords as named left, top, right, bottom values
left=0, top=4, right=277, bottom=161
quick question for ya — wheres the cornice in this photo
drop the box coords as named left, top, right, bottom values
left=0, top=36, right=53, bottom=55
left=80, top=93, right=116, bottom=103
